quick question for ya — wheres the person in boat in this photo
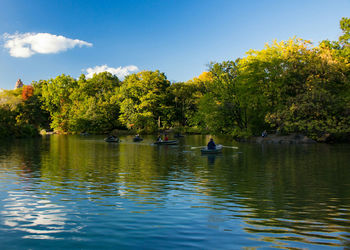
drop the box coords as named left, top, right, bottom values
left=157, top=135, right=162, bottom=142
left=135, top=134, right=140, bottom=138
left=262, top=130, right=267, bottom=138
left=175, top=132, right=183, bottom=137
left=164, top=134, right=169, bottom=141
left=207, top=138, right=216, bottom=150
left=106, top=135, right=119, bottom=142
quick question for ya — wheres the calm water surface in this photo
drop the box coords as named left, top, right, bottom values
left=0, top=135, right=349, bottom=249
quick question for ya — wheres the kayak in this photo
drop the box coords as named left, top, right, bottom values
left=104, top=137, right=120, bottom=143
left=154, top=140, right=178, bottom=145
left=133, top=137, right=143, bottom=142
left=201, top=144, right=223, bottom=154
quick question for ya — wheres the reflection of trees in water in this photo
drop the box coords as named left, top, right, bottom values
left=205, top=154, right=217, bottom=165
left=0, top=137, right=47, bottom=180
left=2, top=135, right=350, bottom=247
left=193, top=143, right=350, bottom=247
left=36, top=136, right=198, bottom=202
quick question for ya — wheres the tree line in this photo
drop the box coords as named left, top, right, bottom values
left=1, top=18, right=349, bottom=141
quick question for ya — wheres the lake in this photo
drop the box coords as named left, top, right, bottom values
left=0, top=135, right=349, bottom=249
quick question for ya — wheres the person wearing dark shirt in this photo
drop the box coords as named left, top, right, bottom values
left=207, top=138, right=216, bottom=149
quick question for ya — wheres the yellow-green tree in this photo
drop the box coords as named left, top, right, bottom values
left=237, top=37, right=350, bottom=140
left=40, top=74, right=77, bottom=132
left=168, top=72, right=210, bottom=128
left=68, top=72, right=122, bottom=133
left=196, top=61, right=247, bottom=135
left=119, top=70, right=170, bottom=132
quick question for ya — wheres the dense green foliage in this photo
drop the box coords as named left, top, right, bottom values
left=39, top=72, right=122, bottom=133
left=118, top=71, right=170, bottom=132
left=1, top=18, right=349, bottom=141
left=0, top=86, right=48, bottom=138
left=168, top=72, right=209, bottom=128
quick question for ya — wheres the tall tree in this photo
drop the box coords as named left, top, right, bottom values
left=264, top=44, right=350, bottom=140
left=169, top=72, right=208, bottom=128
left=40, top=74, right=78, bottom=132
left=339, top=17, right=350, bottom=46
left=68, top=72, right=122, bottom=132
left=196, top=61, right=248, bottom=135
left=119, top=70, right=170, bottom=132
left=16, top=83, right=50, bottom=132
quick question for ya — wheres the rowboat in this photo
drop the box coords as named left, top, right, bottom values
left=174, top=134, right=185, bottom=138
left=200, top=144, right=223, bottom=154
left=104, top=137, right=120, bottom=143
left=154, top=140, right=178, bottom=145
left=133, top=137, right=143, bottom=142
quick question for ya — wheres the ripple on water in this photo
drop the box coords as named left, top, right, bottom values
left=0, top=136, right=350, bottom=249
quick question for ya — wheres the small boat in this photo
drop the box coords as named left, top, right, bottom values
left=133, top=137, right=143, bottom=142
left=154, top=140, right=178, bottom=145
left=104, top=137, right=120, bottom=143
left=174, top=133, right=184, bottom=138
left=201, top=144, right=223, bottom=154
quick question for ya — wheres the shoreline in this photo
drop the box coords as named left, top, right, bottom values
left=35, top=129, right=349, bottom=144
left=236, top=133, right=317, bottom=144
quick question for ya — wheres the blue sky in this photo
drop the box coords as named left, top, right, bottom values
left=0, top=0, right=349, bottom=90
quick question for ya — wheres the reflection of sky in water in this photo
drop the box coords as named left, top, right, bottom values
left=1, top=191, right=69, bottom=239
left=0, top=135, right=349, bottom=248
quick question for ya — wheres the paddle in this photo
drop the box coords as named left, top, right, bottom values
left=222, top=146, right=238, bottom=149
left=191, top=145, right=238, bottom=149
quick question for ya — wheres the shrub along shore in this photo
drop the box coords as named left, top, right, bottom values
left=1, top=18, right=349, bottom=143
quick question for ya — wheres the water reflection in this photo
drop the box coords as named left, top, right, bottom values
left=205, top=154, right=217, bottom=165
left=0, top=135, right=349, bottom=248
left=2, top=191, right=67, bottom=239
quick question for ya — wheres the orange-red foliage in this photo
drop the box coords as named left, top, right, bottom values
left=22, top=85, right=34, bottom=100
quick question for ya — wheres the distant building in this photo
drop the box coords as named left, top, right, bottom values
left=15, top=79, right=23, bottom=89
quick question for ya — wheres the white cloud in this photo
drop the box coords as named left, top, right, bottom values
left=3, top=32, right=92, bottom=58
left=84, top=65, right=139, bottom=79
